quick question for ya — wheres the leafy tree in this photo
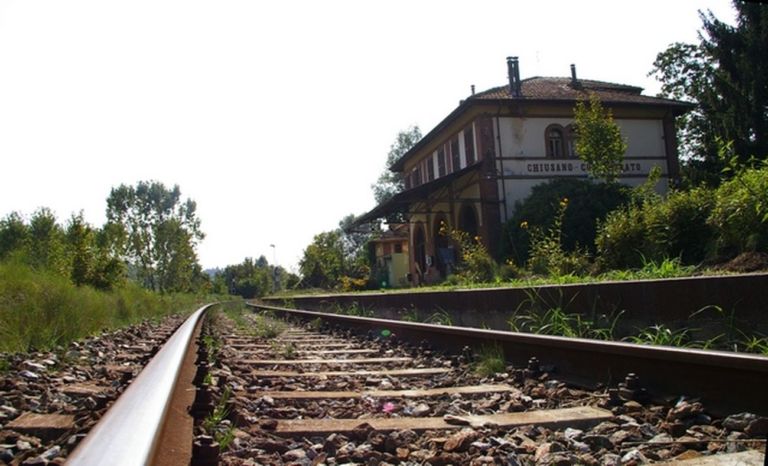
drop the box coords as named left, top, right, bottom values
left=27, top=208, right=69, bottom=275
left=0, top=212, right=28, bottom=261
left=65, top=213, right=125, bottom=290
left=298, top=213, right=378, bottom=290
left=214, top=256, right=272, bottom=298
left=573, top=93, right=628, bottom=183
left=105, top=181, right=205, bottom=292
left=372, top=125, right=422, bottom=204
left=650, top=2, right=768, bottom=184
left=502, top=179, right=631, bottom=266
left=299, top=230, right=346, bottom=289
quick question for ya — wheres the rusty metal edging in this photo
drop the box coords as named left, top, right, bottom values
left=66, top=304, right=215, bottom=466
left=250, top=303, right=768, bottom=416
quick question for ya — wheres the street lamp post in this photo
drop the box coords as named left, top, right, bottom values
left=269, top=244, right=278, bottom=292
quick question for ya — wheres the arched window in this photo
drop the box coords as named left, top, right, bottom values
left=546, top=125, right=565, bottom=157
left=565, top=124, right=577, bottom=158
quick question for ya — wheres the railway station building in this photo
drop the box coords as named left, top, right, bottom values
left=358, top=57, right=691, bottom=286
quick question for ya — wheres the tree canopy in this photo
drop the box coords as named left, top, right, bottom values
left=299, top=214, right=375, bottom=290
left=650, top=1, right=768, bottom=184
left=573, top=93, right=627, bottom=183
left=371, top=125, right=422, bottom=204
left=106, top=181, right=205, bottom=292
left=0, top=209, right=124, bottom=290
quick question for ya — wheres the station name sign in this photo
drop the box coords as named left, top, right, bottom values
left=504, top=158, right=665, bottom=177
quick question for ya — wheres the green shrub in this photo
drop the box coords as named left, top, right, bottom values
left=440, top=224, right=497, bottom=283
left=708, top=165, right=768, bottom=256
left=525, top=198, right=591, bottom=277
left=596, top=187, right=715, bottom=269
left=503, top=179, right=630, bottom=265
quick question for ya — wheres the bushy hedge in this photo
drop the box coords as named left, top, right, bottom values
left=709, top=165, right=768, bottom=256
left=502, top=179, right=630, bottom=265
left=596, top=164, right=768, bottom=269
left=596, top=188, right=715, bottom=269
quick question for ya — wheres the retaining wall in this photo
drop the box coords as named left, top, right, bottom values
left=262, top=273, right=768, bottom=337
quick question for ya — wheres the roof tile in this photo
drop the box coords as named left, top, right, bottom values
left=472, top=77, right=688, bottom=107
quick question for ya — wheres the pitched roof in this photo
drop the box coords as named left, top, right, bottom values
left=471, top=76, right=689, bottom=107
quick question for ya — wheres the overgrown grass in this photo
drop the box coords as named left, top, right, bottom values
left=509, top=289, right=623, bottom=341
left=266, top=262, right=728, bottom=298
left=250, top=313, right=286, bottom=338
left=508, top=293, right=768, bottom=355
left=0, top=262, right=206, bottom=353
left=625, top=325, right=693, bottom=347
left=474, top=343, right=506, bottom=376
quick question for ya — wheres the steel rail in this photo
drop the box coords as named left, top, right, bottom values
left=250, top=303, right=768, bottom=417
left=66, top=303, right=214, bottom=466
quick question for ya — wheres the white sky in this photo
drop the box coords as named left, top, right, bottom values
left=0, top=0, right=736, bottom=272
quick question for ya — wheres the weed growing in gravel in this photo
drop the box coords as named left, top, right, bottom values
left=625, top=325, right=693, bottom=347
left=474, top=343, right=506, bottom=376
left=202, top=334, right=221, bottom=365
left=509, top=289, right=622, bottom=340
left=424, top=309, right=454, bottom=326
left=202, top=386, right=236, bottom=449
left=399, top=307, right=421, bottom=322
left=202, top=386, right=231, bottom=432
left=249, top=314, right=285, bottom=338
left=218, top=301, right=249, bottom=328
left=307, top=317, right=323, bottom=331
left=270, top=341, right=297, bottom=359
left=334, top=302, right=374, bottom=317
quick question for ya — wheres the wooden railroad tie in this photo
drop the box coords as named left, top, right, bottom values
left=244, top=357, right=413, bottom=365
left=272, top=406, right=613, bottom=436
left=248, top=384, right=520, bottom=400
left=238, top=349, right=378, bottom=355
left=252, top=368, right=452, bottom=377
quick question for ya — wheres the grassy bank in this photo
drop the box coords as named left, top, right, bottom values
left=0, top=262, right=210, bottom=353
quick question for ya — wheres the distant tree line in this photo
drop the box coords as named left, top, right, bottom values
left=0, top=208, right=124, bottom=290
left=210, top=256, right=298, bottom=298
left=0, top=180, right=298, bottom=299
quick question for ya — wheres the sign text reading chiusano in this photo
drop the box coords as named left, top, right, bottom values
left=526, top=161, right=645, bottom=174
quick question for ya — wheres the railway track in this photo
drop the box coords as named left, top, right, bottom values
left=39, top=302, right=768, bottom=465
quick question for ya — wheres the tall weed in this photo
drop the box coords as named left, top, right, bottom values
left=0, top=262, right=202, bottom=352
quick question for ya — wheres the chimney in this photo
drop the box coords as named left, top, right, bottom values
left=471, top=84, right=475, bottom=95
left=570, top=64, right=580, bottom=88
left=507, top=56, right=522, bottom=97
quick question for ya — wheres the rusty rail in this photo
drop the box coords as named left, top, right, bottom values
left=66, top=304, right=214, bottom=466
left=250, top=303, right=768, bottom=417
